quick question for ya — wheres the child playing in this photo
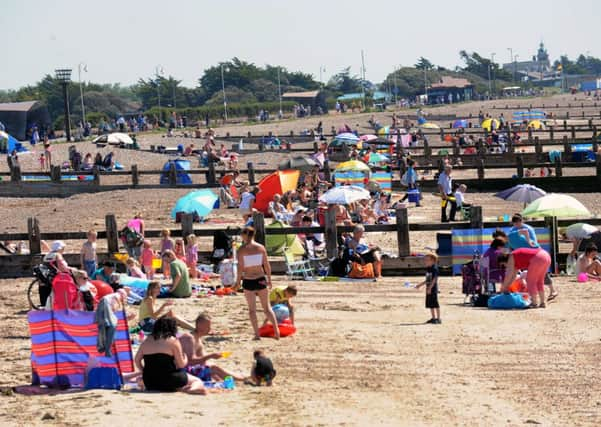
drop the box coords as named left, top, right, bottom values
left=185, top=234, right=198, bottom=279
left=126, top=258, right=146, bottom=279
left=269, top=285, right=298, bottom=325
left=415, top=253, right=441, bottom=324
left=80, top=230, right=98, bottom=277
left=160, top=229, right=175, bottom=277
left=454, top=184, right=470, bottom=209
left=249, top=350, right=276, bottom=386
left=138, top=281, right=195, bottom=333
left=39, top=152, right=46, bottom=171
left=140, top=240, right=156, bottom=279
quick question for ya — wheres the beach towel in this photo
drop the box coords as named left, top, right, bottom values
left=487, top=293, right=529, bottom=309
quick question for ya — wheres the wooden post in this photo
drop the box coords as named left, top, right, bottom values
left=545, top=216, right=559, bottom=274
left=50, top=165, right=62, bottom=182
left=439, top=127, right=444, bottom=141
left=396, top=208, right=410, bottom=257
left=207, top=160, right=216, bottom=185
left=180, top=213, right=194, bottom=238
left=247, top=162, right=256, bottom=185
left=452, top=140, right=460, bottom=157
left=571, top=126, right=576, bottom=141
left=527, top=127, right=533, bottom=144
left=323, top=160, right=331, bottom=182
left=554, top=157, right=562, bottom=177
left=313, top=141, right=319, bottom=152
left=562, top=135, right=571, bottom=159
left=423, top=140, right=431, bottom=161
left=105, top=214, right=119, bottom=254
left=325, top=206, right=338, bottom=259
left=469, top=206, right=483, bottom=228
left=549, top=126, right=554, bottom=142
left=92, top=167, right=100, bottom=185
left=596, top=156, right=601, bottom=183
left=131, top=164, right=139, bottom=187
left=252, top=212, right=265, bottom=246
left=27, top=217, right=41, bottom=255
left=534, top=136, right=542, bottom=161
left=477, top=158, right=485, bottom=181
left=168, top=162, right=177, bottom=186
left=10, top=164, right=21, bottom=182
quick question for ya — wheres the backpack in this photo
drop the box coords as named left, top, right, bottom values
left=120, top=226, right=144, bottom=248
left=211, top=229, right=233, bottom=266
left=328, top=257, right=349, bottom=277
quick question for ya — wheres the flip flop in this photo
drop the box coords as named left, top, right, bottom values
left=547, top=293, right=558, bottom=302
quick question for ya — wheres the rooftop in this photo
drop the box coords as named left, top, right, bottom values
left=430, top=77, right=472, bottom=89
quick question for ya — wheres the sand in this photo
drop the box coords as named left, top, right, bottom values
left=1, top=94, right=601, bottom=427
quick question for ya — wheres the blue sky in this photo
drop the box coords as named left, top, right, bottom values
left=1, top=0, right=599, bottom=90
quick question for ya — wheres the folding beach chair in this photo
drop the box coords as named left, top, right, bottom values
left=284, top=248, right=315, bottom=280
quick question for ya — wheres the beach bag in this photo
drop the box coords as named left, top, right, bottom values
left=348, top=262, right=375, bottom=279
left=120, top=226, right=144, bottom=248
left=329, top=257, right=349, bottom=277
left=487, top=293, right=529, bottom=310
left=471, top=293, right=489, bottom=307
left=85, top=367, right=122, bottom=390
left=219, top=260, right=236, bottom=286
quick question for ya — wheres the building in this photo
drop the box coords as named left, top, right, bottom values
left=503, top=42, right=553, bottom=80
left=0, top=101, right=51, bottom=141
left=281, top=90, right=327, bottom=113
left=426, top=76, right=474, bottom=104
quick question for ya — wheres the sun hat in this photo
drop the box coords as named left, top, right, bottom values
left=51, top=241, right=65, bottom=252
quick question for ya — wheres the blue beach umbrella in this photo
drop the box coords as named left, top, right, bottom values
left=171, top=190, right=218, bottom=219
left=0, top=130, right=20, bottom=153
left=494, top=184, right=546, bottom=206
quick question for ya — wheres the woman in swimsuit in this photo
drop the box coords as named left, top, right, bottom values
left=134, top=316, right=207, bottom=393
left=234, top=226, right=280, bottom=340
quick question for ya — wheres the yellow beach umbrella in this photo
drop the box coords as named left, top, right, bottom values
left=528, top=120, right=544, bottom=130
left=335, top=160, right=371, bottom=172
left=482, top=118, right=499, bottom=131
left=420, top=122, right=440, bottom=130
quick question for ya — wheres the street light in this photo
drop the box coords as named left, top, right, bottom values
left=277, top=66, right=283, bottom=118
left=507, top=47, right=514, bottom=83
left=514, top=54, right=519, bottom=84
left=155, top=65, right=164, bottom=123
left=319, top=66, right=326, bottom=85
left=78, top=63, right=88, bottom=124
left=55, top=68, right=72, bottom=142
left=491, top=53, right=496, bottom=96
left=221, top=64, right=228, bottom=121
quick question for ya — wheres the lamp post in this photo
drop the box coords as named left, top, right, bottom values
left=319, top=65, right=326, bottom=85
left=55, top=68, right=72, bottom=142
left=221, top=64, right=228, bottom=121
left=514, top=54, right=519, bottom=84
left=155, top=65, right=164, bottom=123
left=491, top=53, right=496, bottom=96
left=277, top=66, right=283, bottom=118
left=507, top=47, right=514, bottom=83
left=78, top=63, right=87, bottom=124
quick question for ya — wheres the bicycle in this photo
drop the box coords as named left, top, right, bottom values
left=28, top=264, right=54, bottom=310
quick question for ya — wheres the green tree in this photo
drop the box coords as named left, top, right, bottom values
left=414, top=57, right=434, bottom=70
left=326, top=67, right=363, bottom=94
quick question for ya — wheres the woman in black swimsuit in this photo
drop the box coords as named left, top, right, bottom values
left=234, top=226, right=280, bottom=340
left=134, top=316, right=207, bottom=393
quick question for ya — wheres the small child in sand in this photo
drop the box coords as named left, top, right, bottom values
left=80, top=230, right=98, bottom=277
left=249, top=350, right=276, bottom=386
left=138, top=281, right=194, bottom=333
left=39, top=152, right=46, bottom=171
left=269, top=285, right=298, bottom=324
left=140, top=240, right=156, bottom=279
left=185, top=234, right=198, bottom=279
left=415, top=253, right=441, bottom=324
left=126, top=258, right=146, bottom=279
left=160, top=229, right=175, bottom=277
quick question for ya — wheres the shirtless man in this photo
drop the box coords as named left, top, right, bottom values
left=178, top=312, right=245, bottom=381
left=577, top=244, right=601, bottom=279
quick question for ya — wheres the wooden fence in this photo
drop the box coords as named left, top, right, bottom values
left=2, top=209, right=601, bottom=278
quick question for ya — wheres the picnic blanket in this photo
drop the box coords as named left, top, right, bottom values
left=451, top=227, right=551, bottom=275
left=28, top=309, right=133, bottom=388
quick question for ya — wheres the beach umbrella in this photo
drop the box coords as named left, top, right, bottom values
left=528, top=120, right=544, bottom=130
left=522, top=194, right=591, bottom=218
left=254, top=170, right=300, bottom=214
left=377, top=126, right=390, bottom=136
left=564, top=223, right=599, bottom=240
left=420, top=122, right=440, bottom=130
left=319, top=185, right=371, bottom=205
left=367, top=152, right=389, bottom=164
left=279, top=156, right=318, bottom=171
left=334, top=160, right=371, bottom=172
left=93, top=133, right=133, bottom=144
left=452, top=119, right=468, bottom=129
left=171, top=189, right=218, bottom=219
left=481, top=118, right=499, bottom=132
left=335, top=132, right=359, bottom=142
left=495, top=184, right=547, bottom=205
left=359, top=134, right=378, bottom=142
left=0, top=130, right=21, bottom=153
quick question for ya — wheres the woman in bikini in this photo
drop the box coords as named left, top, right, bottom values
left=234, top=226, right=280, bottom=340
